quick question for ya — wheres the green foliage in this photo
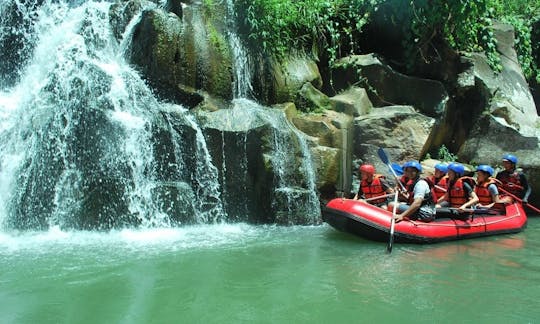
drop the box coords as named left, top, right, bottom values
left=437, top=145, right=458, bottom=162
left=234, top=0, right=381, bottom=65
left=235, top=0, right=540, bottom=82
left=404, top=0, right=501, bottom=72
left=490, top=0, right=540, bottom=81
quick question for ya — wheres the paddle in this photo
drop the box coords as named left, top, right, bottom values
left=388, top=186, right=399, bottom=253
left=498, top=187, right=540, bottom=214
left=376, top=148, right=403, bottom=253
left=364, top=193, right=395, bottom=202
left=377, top=148, right=407, bottom=192
left=436, top=207, right=499, bottom=216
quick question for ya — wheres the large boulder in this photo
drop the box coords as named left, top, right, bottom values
left=329, top=87, right=373, bottom=117
left=457, top=23, right=540, bottom=204
left=126, top=3, right=233, bottom=106
left=252, top=55, right=323, bottom=106
left=331, top=54, right=449, bottom=118
left=456, top=23, right=539, bottom=135
left=291, top=109, right=354, bottom=198
left=352, top=105, right=435, bottom=176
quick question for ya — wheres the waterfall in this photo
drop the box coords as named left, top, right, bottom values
left=199, top=99, right=321, bottom=224
left=0, top=0, right=224, bottom=230
left=0, top=0, right=320, bottom=231
left=225, top=0, right=253, bottom=99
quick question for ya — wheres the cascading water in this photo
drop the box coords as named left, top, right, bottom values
left=225, top=0, right=253, bottom=99
left=197, top=99, right=321, bottom=224
left=0, top=0, right=224, bottom=230
left=0, top=0, right=320, bottom=231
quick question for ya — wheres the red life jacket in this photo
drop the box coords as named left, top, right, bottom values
left=396, top=175, right=409, bottom=201
left=447, top=177, right=475, bottom=208
left=475, top=178, right=501, bottom=205
left=405, top=177, right=433, bottom=205
left=425, top=175, right=448, bottom=201
left=498, top=170, right=524, bottom=197
left=360, top=174, right=387, bottom=204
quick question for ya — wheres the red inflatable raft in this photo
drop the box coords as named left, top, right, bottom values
left=323, top=198, right=527, bottom=243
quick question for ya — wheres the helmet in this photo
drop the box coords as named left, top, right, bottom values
left=402, top=161, right=412, bottom=169
left=476, top=164, right=494, bottom=176
left=434, top=163, right=448, bottom=174
left=502, top=154, right=518, bottom=164
left=448, top=162, right=465, bottom=176
left=404, top=160, right=422, bottom=172
left=359, top=164, right=375, bottom=175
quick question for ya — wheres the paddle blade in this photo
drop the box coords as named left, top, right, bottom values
left=387, top=234, right=394, bottom=253
left=391, top=162, right=403, bottom=176
left=377, top=147, right=389, bottom=165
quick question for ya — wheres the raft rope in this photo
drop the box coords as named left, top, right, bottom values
left=408, top=214, right=521, bottom=228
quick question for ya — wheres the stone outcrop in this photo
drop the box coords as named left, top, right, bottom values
left=251, top=55, right=323, bottom=106
left=352, top=105, right=435, bottom=177
left=331, top=54, right=449, bottom=118
left=195, top=101, right=321, bottom=224
left=457, top=23, right=540, bottom=204
left=125, top=2, right=233, bottom=106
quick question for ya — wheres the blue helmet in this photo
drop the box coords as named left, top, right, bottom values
left=476, top=164, right=494, bottom=176
left=434, top=163, right=448, bottom=174
left=404, top=160, right=422, bottom=172
left=448, top=162, right=465, bottom=176
left=502, top=154, right=518, bottom=164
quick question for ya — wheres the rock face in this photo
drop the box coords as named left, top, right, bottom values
left=251, top=55, right=324, bottom=107
left=457, top=23, right=540, bottom=204
left=196, top=101, right=321, bottom=224
left=291, top=109, right=353, bottom=198
left=124, top=2, right=233, bottom=106
left=0, top=0, right=46, bottom=88
left=331, top=54, right=449, bottom=118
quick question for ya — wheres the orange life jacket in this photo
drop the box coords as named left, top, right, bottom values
left=426, top=175, right=448, bottom=201
left=475, top=178, right=501, bottom=205
left=360, top=174, right=387, bottom=204
left=447, top=177, right=475, bottom=208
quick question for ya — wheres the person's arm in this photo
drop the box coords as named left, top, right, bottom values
left=520, top=173, right=531, bottom=202
left=395, top=197, right=423, bottom=222
left=381, top=178, right=395, bottom=194
left=491, top=184, right=513, bottom=204
left=460, top=183, right=478, bottom=209
left=353, top=186, right=363, bottom=200
left=437, top=192, right=448, bottom=205
left=477, top=184, right=498, bottom=208
left=395, top=180, right=427, bottom=221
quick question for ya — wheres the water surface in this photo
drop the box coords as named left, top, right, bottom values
left=1, top=219, right=539, bottom=323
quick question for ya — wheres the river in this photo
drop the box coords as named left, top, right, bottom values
left=1, top=217, right=539, bottom=323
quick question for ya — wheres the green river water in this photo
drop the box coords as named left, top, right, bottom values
left=1, top=218, right=539, bottom=323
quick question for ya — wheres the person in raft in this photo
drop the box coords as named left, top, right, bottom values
left=393, top=161, right=411, bottom=202
left=353, top=164, right=394, bottom=208
left=496, top=154, right=531, bottom=204
left=390, top=160, right=436, bottom=222
left=475, top=165, right=512, bottom=211
left=436, top=162, right=478, bottom=210
left=425, top=163, right=448, bottom=202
